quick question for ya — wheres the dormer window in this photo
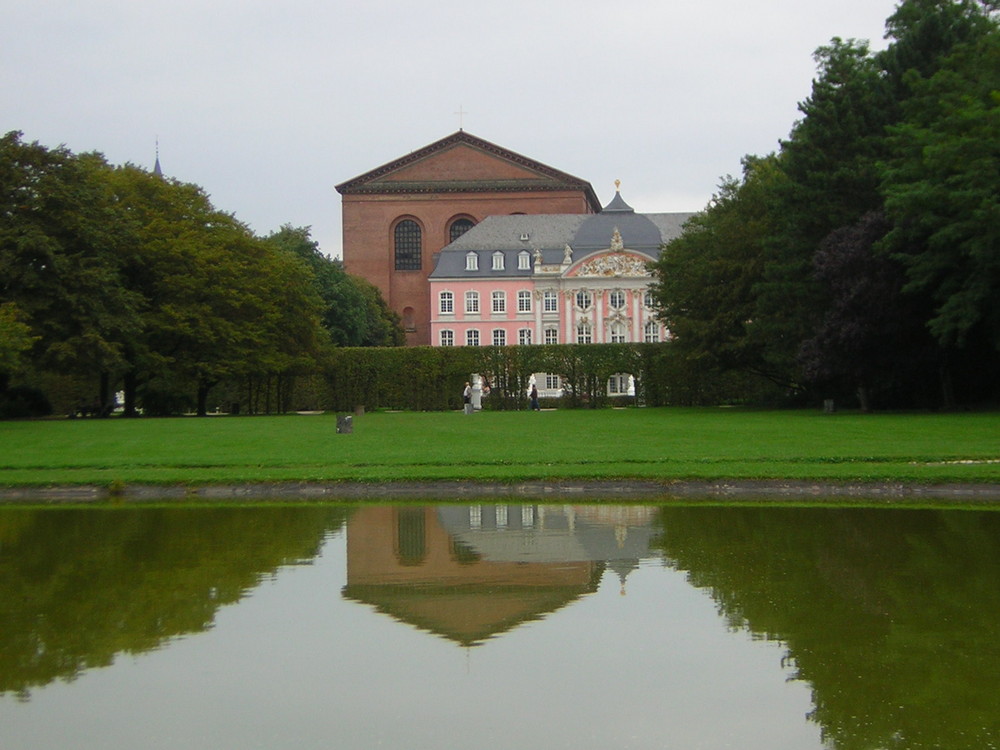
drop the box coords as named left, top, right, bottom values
left=466, top=252, right=478, bottom=271
left=492, top=251, right=505, bottom=271
left=517, top=250, right=530, bottom=270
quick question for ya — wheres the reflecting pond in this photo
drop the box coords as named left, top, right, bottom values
left=1, top=502, right=999, bottom=749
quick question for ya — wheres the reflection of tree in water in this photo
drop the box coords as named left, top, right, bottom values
left=653, top=506, right=1000, bottom=750
left=0, top=506, right=349, bottom=700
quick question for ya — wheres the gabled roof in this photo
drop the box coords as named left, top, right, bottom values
left=342, top=582, right=597, bottom=647
left=336, top=131, right=601, bottom=210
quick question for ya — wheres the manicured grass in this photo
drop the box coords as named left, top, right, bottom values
left=0, top=408, right=998, bottom=487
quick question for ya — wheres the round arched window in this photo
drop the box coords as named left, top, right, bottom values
left=394, top=220, right=421, bottom=271
left=449, top=218, right=475, bottom=243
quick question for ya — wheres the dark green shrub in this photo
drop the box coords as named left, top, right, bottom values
left=0, top=385, right=53, bottom=418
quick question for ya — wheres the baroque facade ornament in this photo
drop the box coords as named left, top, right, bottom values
left=610, top=227, right=624, bottom=252
left=578, top=252, right=652, bottom=278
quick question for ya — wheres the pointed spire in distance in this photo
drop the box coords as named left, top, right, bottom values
left=153, top=137, right=163, bottom=177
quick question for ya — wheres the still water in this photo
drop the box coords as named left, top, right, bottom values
left=1, top=503, right=998, bottom=750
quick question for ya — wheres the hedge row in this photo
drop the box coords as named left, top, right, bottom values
left=279, top=343, right=783, bottom=412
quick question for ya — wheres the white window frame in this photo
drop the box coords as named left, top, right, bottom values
left=493, top=328, right=506, bottom=347
left=545, top=373, right=561, bottom=390
left=465, top=290, right=480, bottom=314
left=517, top=290, right=531, bottom=313
left=439, top=291, right=454, bottom=314
left=644, top=321, right=660, bottom=343
left=610, top=322, right=627, bottom=343
left=439, top=329, right=454, bottom=346
left=544, top=327, right=558, bottom=345
left=609, top=290, right=626, bottom=310
left=517, top=251, right=530, bottom=270
left=466, top=329, right=480, bottom=346
left=466, top=252, right=478, bottom=271
left=491, top=290, right=506, bottom=314
left=518, top=328, right=532, bottom=346
left=576, top=290, right=592, bottom=311
left=543, top=290, right=558, bottom=313
left=492, top=251, right=505, bottom=271
left=577, top=320, right=592, bottom=344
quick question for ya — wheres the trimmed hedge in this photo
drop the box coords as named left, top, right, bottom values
left=5, top=342, right=785, bottom=418
left=306, top=342, right=781, bottom=412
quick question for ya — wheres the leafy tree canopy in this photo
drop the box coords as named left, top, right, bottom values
left=265, top=225, right=403, bottom=347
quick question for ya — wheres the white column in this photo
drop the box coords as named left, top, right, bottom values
left=534, top=291, right=542, bottom=344
left=632, top=289, right=642, bottom=341
left=565, top=290, right=574, bottom=344
left=595, top=290, right=604, bottom=343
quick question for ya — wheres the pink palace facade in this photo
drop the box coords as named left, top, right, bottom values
left=428, top=189, right=692, bottom=354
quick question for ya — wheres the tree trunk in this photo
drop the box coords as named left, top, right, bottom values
left=856, top=384, right=871, bottom=413
left=98, top=371, right=111, bottom=416
left=123, top=369, right=138, bottom=417
left=939, top=364, right=956, bottom=410
left=196, top=379, right=211, bottom=417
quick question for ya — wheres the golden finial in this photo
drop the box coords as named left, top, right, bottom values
left=614, top=179, right=621, bottom=192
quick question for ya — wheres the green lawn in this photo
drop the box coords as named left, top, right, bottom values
left=0, top=408, right=998, bottom=487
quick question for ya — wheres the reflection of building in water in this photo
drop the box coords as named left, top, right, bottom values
left=343, top=504, right=659, bottom=645
left=439, top=504, right=658, bottom=596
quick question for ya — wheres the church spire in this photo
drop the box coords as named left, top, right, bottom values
left=153, top=137, right=163, bottom=177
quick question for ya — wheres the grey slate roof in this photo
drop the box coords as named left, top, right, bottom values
left=429, top=195, right=694, bottom=279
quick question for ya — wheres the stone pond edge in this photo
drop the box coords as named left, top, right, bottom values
left=2, top=479, right=1000, bottom=504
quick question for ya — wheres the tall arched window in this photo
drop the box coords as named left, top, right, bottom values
left=644, top=321, right=660, bottom=343
left=450, top=218, right=475, bottom=243
left=402, top=307, right=415, bottom=332
left=394, top=219, right=421, bottom=270
left=395, top=508, right=426, bottom=566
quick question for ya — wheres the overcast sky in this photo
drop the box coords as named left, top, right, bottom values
left=3, top=0, right=901, bottom=259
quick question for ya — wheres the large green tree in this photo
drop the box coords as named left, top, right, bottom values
left=106, top=168, right=326, bottom=416
left=882, top=25, right=1000, bottom=351
left=649, top=156, right=788, bottom=386
left=878, top=1, right=1000, bottom=405
left=265, top=225, right=403, bottom=348
left=754, top=38, right=893, bottom=389
left=0, top=302, right=34, bottom=381
left=650, top=0, right=999, bottom=407
left=0, top=132, right=140, bottom=406
left=798, top=211, right=940, bottom=410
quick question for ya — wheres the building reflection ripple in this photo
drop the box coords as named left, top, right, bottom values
left=341, top=504, right=660, bottom=645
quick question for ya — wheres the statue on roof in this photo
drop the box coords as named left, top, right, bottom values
left=610, top=227, right=624, bottom=252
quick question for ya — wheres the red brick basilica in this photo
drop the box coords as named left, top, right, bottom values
left=336, top=131, right=600, bottom=346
